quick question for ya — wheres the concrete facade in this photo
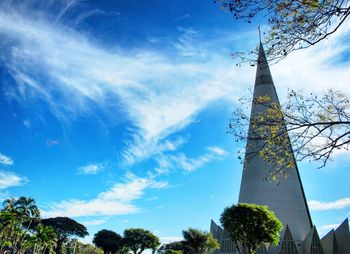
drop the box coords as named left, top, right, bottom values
left=238, top=43, right=312, bottom=249
left=210, top=43, right=350, bottom=254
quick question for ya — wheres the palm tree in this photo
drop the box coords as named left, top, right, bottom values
left=15, top=197, right=40, bottom=226
left=1, top=197, right=41, bottom=254
left=182, top=228, right=219, bottom=254
left=36, top=224, right=57, bottom=254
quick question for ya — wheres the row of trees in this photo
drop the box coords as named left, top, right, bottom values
left=93, top=228, right=160, bottom=254
left=93, top=228, right=219, bottom=254
left=0, top=196, right=88, bottom=254
left=1, top=196, right=281, bottom=254
left=159, top=204, right=281, bottom=254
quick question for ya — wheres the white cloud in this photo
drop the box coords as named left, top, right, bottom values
left=317, top=221, right=350, bottom=237
left=0, top=170, right=27, bottom=189
left=122, top=136, right=188, bottom=166
left=155, top=146, right=228, bottom=173
left=0, top=3, right=247, bottom=166
left=78, top=162, right=105, bottom=175
left=308, top=197, right=350, bottom=211
left=272, top=20, right=350, bottom=99
left=319, top=224, right=340, bottom=232
left=79, top=219, right=107, bottom=226
left=207, top=146, right=228, bottom=156
left=159, top=236, right=183, bottom=244
left=0, top=153, right=13, bottom=165
left=174, top=27, right=205, bottom=57
left=1, top=2, right=349, bottom=167
left=41, top=173, right=168, bottom=217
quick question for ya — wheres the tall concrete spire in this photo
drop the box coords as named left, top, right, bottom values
left=238, top=43, right=312, bottom=249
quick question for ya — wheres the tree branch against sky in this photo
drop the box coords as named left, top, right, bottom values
left=215, top=0, right=350, bottom=63
left=229, top=89, right=350, bottom=179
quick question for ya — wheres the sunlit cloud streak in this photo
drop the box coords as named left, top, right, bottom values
left=0, top=170, right=27, bottom=189
left=0, top=153, right=13, bottom=165
left=1, top=2, right=350, bottom=167
left=0, top=2, right=243, bottom=165
left=308, top=197, right=350, bottom=211
left=155, top=146, right=228, bottom=174
left=77, top=162, right=105, bottom=175
left=40, top=173, right=168, bottom=217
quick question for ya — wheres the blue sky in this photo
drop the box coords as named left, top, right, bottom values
left=0, top=0, right=349, bottom=244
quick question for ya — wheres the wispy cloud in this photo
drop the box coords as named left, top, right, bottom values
left=0, top=170, right=27, bottom=189
left=272, top=21, right=350, bottom=98
left=146, top=196, right=159, bottom=201
left=79, top=219, right=107, bottom=226
left=308, top=197, right=350, bottom=211
left=1, top=2, right=349, bottom=168
left=122, top=136, right=188, bottom=166
left=319, top=224, right=340, bottom=232
left=155, top=146, right=228, bottom=174
left=0, top=3, right=244, bottom=166
left=41, top=173, right=168, bottom=217
left=174, top=27, right=205, bottom=57
left=77, top=162, right=105, bottom=175
left=0, top=153, right=13, bottom=165
left=159, top=236, right=183, bottom=244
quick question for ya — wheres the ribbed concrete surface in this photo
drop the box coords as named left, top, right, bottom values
left=238, top=43, right=312, bottom=251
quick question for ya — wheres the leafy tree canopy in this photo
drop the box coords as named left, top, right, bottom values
left=123, top=228, right=160, bottom=254
left=41, top=217, right=88, bottom=238
left=41, top=217, right=88, bottom=254
left=0, top=196, right=56, bottom=254
left=158, top=241, right=185, bottom=254
left=93, top=229, right=122, bottom=254
left=220, top=203, right=282, bottom=254
left=215, top=0, right=350, bottom=63
left=182, top=228, right=219, bottom=254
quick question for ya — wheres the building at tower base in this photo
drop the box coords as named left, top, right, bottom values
left=210, top=43, right=350, bottom=254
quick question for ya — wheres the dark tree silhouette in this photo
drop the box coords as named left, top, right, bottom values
left=93, top=229, right=122, bottom=254
left=41, top=217, right=88, bottom=254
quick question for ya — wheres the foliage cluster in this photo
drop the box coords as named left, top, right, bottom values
left=158, top=228, right=219, bottom=254
left=230, top=89, right=350, bottom=179
left=93, top=228, right=160, bottom=254
left=220, top=203, right=282, bottom=254
left=0, top=196, right=88, bottom=254
left=215, top=0, right=350, bottom=63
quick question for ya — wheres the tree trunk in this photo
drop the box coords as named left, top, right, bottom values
left=55, top=240, right=64, bottom=254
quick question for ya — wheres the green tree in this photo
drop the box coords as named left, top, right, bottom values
left=41, top=217, right=88, bottom=254
left=123, top=228, right=160, bottom=254
left=215, top=0, right=350, bottom=63
left=158, top=241, right=185, bottom=254
left=0, top=197, right=41, bottom=254
left=230, top=89, right=350, bottom=179
left=182, top=228, right=219, bottom=254
left=93, top=229, right=122, bottom=254
left=78, top=243, right=104, bottom=254
left=220, top=203, right=282, bottom=254
left=34, top=223, right=58, bottom=254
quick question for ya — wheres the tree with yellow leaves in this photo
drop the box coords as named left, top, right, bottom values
left=215, top=0, right=350, bottom=63
left=229, top=89, right=350, bottom=179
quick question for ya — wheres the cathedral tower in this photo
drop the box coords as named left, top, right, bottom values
left=238, top=43, right=312, bottom=248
